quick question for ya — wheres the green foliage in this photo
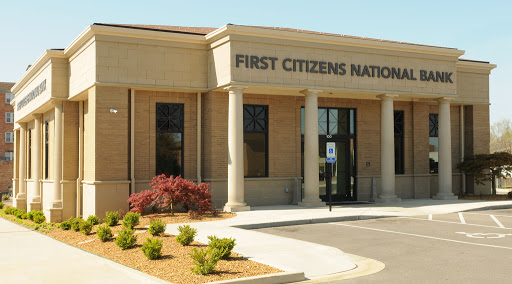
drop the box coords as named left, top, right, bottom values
left=122, top=212, right=140, bottom=229
left=104, top=211, right=119, bottom=226
left=458, top=152, right=512, bottom=194
left=0, top=202, right=3, bottom=209
left=32, top=211, right=46, bottom=224
left=4, top=207, right=15, bottom=215
left=87, top=215, right=100, bottom=225
left=207, top=235, right=236, bottom=259
left=141, top=237, right=163, bottom=260
left=508, top=191, right=512, bottom=199
left=97, top=224, right=113, bottom=242
left=1, top=194, right=9, bottom=201
left=60, top=221, right=71, bottom=230
left=15, top=209, right=26, bottom=219
left=115, top=228, right=137, bottom=250
left=70, top=218, right=83, bottom=231
left=189, top=248, right=222, bottom=275
left=148, top=218, right=166, bottom=236
left=176, top=225, right=197, bottom=246
left=21, top=213, right=29, bottom=219
left=80, top=220, right=93, bottom=235
left=27, top=211, right=35, bottom=221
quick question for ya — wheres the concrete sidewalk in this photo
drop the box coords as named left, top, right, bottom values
left=165, top=199, right=512, bottom=280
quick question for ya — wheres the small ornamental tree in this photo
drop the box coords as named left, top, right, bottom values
left=457, top=151, right=512, bottom=195
left=127, top=175, right=212, bottom=215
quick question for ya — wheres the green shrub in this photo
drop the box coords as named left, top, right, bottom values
left=508, top=191, right=512, bottom=199
left=60, top=221, right=71, bottom=230
left=141, top=237, right=163, bottom=260
left=148, top=218, right=166, bottom=236
left=207, top=236, right=236, bottom=259
left=0, top=202, right=4, bottom=209
left=176, top=225, right=197, bottom=246
left=4, top=207, right=13, bottom=214
left=122, top=212, right=140, bottom=229
left=32, top=211, right=46, bottom=224
left=15, top=209, right=26, bottom=219
left=97, top=224, right=113, bottom=242
left=70, top=218, right=83, bottom=231
left=189, top=248, right=222, bottom=275
left=21, top=213, right=29, bottom=219
left=87, top=215, right=100, bottom=225
left=80, top=220, right=93, bottom=235
left=104, top=211, right=119, bottom=226
left=27, top=211, right=35, bottom=221
left=1, top=194, right=9, bottom=201
left=115, top=228, right=137, bottom=250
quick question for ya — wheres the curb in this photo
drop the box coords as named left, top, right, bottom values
left=233, top=215, right=393, bottom=230
left=464, top=203, right=512, bottom=212
left=208, top=271, right=305, bottom=284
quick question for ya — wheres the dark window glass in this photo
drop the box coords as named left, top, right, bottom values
left=429, top=114, right=439, bottom=173
left=156, top=103, right=184, bottom=177
left=243, top=105, right=268, bottom=177
left=28, top=129, right=32, bottom=179
left=394, top=111, right=404, bottom=174
left=45, top=121, right=49, bottom=179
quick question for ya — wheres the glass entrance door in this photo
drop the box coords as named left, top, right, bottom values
left=302, top=107, right=357, bottom=202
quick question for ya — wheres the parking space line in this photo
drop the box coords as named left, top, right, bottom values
left=329, top=223, right=512, bottom=250
left=428, top=214, right=432, bottom=220
left=465, top=212, right=512, bottom=218
left=398, top=216, right=511, bottom=230
left=458, top=212, right=466, bottom=224
left=490, top=215, right=506, bottom=228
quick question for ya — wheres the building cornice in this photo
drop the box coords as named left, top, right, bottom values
left=457, top=60, right=496, bottom=72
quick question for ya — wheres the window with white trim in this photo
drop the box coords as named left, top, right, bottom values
left=5, top=132, right=14, bottom=143
left=5, top=151, right=13, bottom=161
left=5, top=112, right=14, bottom=123
left=5, top=93, right=14, bottom=104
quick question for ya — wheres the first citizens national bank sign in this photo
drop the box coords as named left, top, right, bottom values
left=235, top=54, right=453, bottom=83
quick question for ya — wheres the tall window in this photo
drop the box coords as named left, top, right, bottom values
left=5, top=132, right=13, bottom=143
left=44, top=121, right=49, bottom=179
left=243, top=105, right=268, bottom=177
left=5, top=112, right=13, bottom=123
left=394, top=111, right=404, bottom=174
left=28, top=129, right=32, bottom=178
left=429, top=114, right=439, bottom=173
left=156, top=103, right=184, bottom=177
left=5, top=151, right=13, bottom=161
left=5, top=93, right=14, bottom=104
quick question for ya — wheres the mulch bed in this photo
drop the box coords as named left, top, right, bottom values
left=458, top=194, right=512, bottom=201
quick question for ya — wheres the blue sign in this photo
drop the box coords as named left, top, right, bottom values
left=326, top=142, right=336, bottom=163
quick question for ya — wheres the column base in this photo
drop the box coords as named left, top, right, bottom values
left=47, top=208, right=63, bottom=223
left=224, top=203, right=250, bottom=212
left=14, top=198, right=27, bottom=211
left=433, top=193, right=458, bottom=200
left=298, top=199, right=326, bottom=208
left=376, top=195, right=401, bottom=203
left=28, top=202, right=42, bottom=212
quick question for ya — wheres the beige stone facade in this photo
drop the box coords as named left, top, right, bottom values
left=10, top=24, right=495, bottom=221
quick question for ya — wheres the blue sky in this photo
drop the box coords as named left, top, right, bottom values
left=1, top=0, right=510, bottom=123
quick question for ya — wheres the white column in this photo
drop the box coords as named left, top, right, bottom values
left=224, top=85, right=250, bottom=212
left=15, top=123, right=27, bottom=211
left=434, top=98, right=457, bottom=200
left=377, top=94, right=401, bottom=203
left=299, top=89, right=325, bottom=207
left=52, top=101, right=63, bottom=208
left=29, top=114, right=42, bottom=211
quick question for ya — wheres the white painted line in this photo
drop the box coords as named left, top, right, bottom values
left=329, top=223, right=512, bottom=250
left=465, top=212, right=512, bottom=218
left=490, top=215, right=506, bottom=228
left=397, top=216, right=512, bottom=230
left=428, top=214, right=433, bottom=221
left=458, top=212, right=466, bottom=224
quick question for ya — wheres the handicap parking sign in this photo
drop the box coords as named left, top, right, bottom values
left=326, top=142, right=335, bottom=163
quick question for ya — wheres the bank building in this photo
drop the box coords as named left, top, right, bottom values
left=9, top=24, right=495, bottom=222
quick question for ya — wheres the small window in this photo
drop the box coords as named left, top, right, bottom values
left=5, top=112, right=14, bottom=123
left=5, top=93, right=14, bottom=104
left=45, top=121, right=49, bottom=179
left=28, top=129, right=32, bottom=179
left=5, top=132, right=14, bottom=143
left=5, top=151, right=13, bottom=161
left=429, top=114, right=439, bottom=173
left=156, top=103, right=184, bottom=177
left=394, top=111, right=404, bottom=174
left=243, top=105, right=268, bottom=177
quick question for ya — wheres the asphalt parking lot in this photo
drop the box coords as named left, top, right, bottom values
left=256, top=209, right=512, bottom=283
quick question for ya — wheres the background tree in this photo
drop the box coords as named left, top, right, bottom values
left=491, top=119, right=512, bottom=153
left=457, top=152, right=512, bottom=195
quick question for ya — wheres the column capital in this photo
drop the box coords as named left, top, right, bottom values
left=436, top=97, right=455, bottom=103
left=32, top=113, right=42, bottom=120
left=301, top=89, right=323, bottom=96
left=224, top=85, right=248, bottom=92
left=51, top=100, right=63, bottom=107
left=377, top=94, right=399, bottom=100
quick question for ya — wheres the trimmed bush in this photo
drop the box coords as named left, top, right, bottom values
left=148, top=218, right=166, bottom=236
left=141, top=237, right=163, bottom=260
left=97, top=224, right=113, bottom=242
left=70, top=218, right=83, bottom=231
left=122, top=212, right=140, bottom=229
left=15, top=209, right=26, bottom=219
left=104, top=211, right=119, bottom=226
left=508, top=191, right=512, bottom=199
left=176, top=225, right=197, bottom=246
left=87, top=215, right=100, bottom=225
left=0, top=202, right=3, bottom=209
left=32, top=211, right=46, bottom=224
left=80, top=220, right=93, bottom=235
left=115, top=228, right=137, bottom=250
left=27, top=211, right=35, bottom=221
left=208, top=236, right=236, bottom=259
left=60, top=221, right=71, bottom=230
left=21, top=213, right=29, bottom=219
left=190, top=248, right=222, bottom=275
left=1, top=194, right=9, bottom=201
left=4, top=207, right=14, bottom=214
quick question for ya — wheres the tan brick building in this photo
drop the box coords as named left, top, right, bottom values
left=10, top=24, right=495, bottom=221
left=0, top=82, right=15, bottom=195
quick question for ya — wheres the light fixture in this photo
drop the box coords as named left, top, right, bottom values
left=110, top=108, right=118, bottom=114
